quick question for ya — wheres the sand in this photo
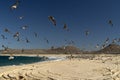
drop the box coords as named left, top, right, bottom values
left=0, top=54, right=120, bottom=80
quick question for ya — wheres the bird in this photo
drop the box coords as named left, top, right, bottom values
left=118, top=38, right=120, bottom=42
left=63, top=23, right=67, bottom=30
left=48, top=16, right=56, bottom=26
left=20, top=25, right=28, bottom=30
left=1, top=35, right=7, bottom=39
left=68, top=40, right=75, bottom=45
left=2, top=45, right=8, bottom=51
left=46, top=39, right=49, bottom=44
left=101, top=44, right=106, bottom=49
left=85, top=30, right=90, bottom=36
left=19, top=16, right=24, bottom=20
left=17, top=37, right=20, bottom=42
left=95, top=44, right=99, bottom=48
left=104, top=37, right=109, bottom=44
left=34, top=32, right=38, bottom=38
left=108, top=20, right=113, bottom=26
left=44, top=38, right=49, bottom=44
left=26, top=38, right=30, bottom=43
left=10, top=0, right=20, bottom=10
left=112, top=38, right=117, bottom=43
left=13, top=32, right=20, bottom=38
left=4, top=28, right=11, bottom=33
left=63, top=23, right=69, bottom=31
left=2, top=45, right=5, bottom=48
left=8, top=54, right=14, bottom=60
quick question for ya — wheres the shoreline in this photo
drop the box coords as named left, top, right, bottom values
left=0, top=54, right=66, bottom=68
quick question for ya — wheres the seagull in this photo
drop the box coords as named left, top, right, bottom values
left=112, top=38, right=117, bottom=43
left=63, top=23, right=67, bottom=30
left=101, top=44, right=106, bottom=49
left=8, top=56, right=14, bottom=60
left=17, top=37, right=20, bottom=42
left=63, top=23, right=69, bottom=31
left=44, top=38, right=49, bottom=44
left=95, top=44, right=99, bottom=48
left=108, top=20, right=113, bottom=26
left=13, top=32, right=20, bottom=38
left=10, top=0, right=20, bottom=10
left=26, top=38, right=30, bottom=43
left=20, top=25, right=28, bottom=30
left=4, top=28, right=11, bottom=33
left=46, top=39, right=49, bottom=44
left=2, top=45, right=8, bottom=51
left=1, top=35, right=7, bottom=39
left=105, top=37, right=109, bottom=44
left=34, top=32, right=38, bottom=37
left=48, top=16, right=56, bottom=26
left=118, top=38, right=120, bottom=42
left=19, top=16, right=24, bottom=19
left=8, top=54, right=14, bottom=60
left=2, top=45, right=5, bottom=48
left=85, top=30, right=89, bottom=36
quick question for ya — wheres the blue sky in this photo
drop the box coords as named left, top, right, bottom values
left=0, top=0, right=120, bottom=51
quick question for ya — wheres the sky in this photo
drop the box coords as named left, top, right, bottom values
left=0, top=0, right=120, bottom=51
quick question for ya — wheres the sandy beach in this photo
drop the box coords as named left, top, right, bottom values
left=0, top=54, right=120, bottom=80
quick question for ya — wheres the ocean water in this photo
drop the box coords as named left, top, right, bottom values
left=0, top=56, right=49, bottom=67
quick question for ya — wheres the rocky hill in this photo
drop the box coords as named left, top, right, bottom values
left=0, top=46, right=81, bottom=54
left=98, top=44, right=120, bottom=54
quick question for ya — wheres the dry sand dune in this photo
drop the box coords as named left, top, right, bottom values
left=0, top=54, right=120, bottom=80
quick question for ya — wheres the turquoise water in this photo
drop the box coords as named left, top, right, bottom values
left=0, top=56, right=49, bottom=66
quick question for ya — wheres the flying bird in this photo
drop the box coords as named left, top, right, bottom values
left=10, top=0, right=20, bottom=10
left=2, top=45, right=5, bottom=48
left=95, top=44, right=99, bottom=48
left=8, top=54, right=14, bottom=60
left=13, top=32, right=20, bottom=38
left=26, top=38, right=30, bottom=43
left=85, top=30, right=90, bottom=36
left=44, top=38, right=49, bottom=44
left=2, top=45, right=8, bottom=51
left=34, top=32, right=38, bottom=38
left=101, top=44, right=106, bottom=49
left=1, top=35, right=7, bottom=39
left=4, top=28, right=11, bottom=33
left=20, top=25, right=28, bottom=30
left=19, top=16, right=24, bottom=19
left=112, top=38, right=117, bottom=43
left=104, top=37, right=109, bottom=44
left=108, top=20, right=113, bottom=26
left=17, top=37, right=20, bottom=42
left=118, top=38, right=120, bottom=42
left=48, top=16, right=56, bottom=26
left=63, top=23, right=69, bottom=31
left=63, top=23, right=67, bottom=30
